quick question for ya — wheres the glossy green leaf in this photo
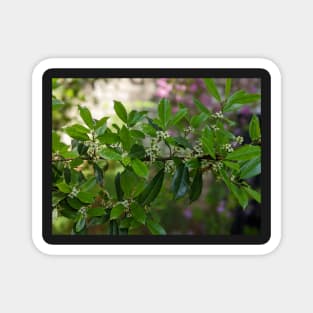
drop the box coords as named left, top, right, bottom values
left=158, top=98, right=171, bottom=129
left=110, top=204, right=125, bottom=220
left=120, top=169, right=145, bottom=197
left=75, top=215, right=86, bottom=233
left=226, top=145, right=260, bottom=161
left=173, top=136, right=193, bottom=149
left=114, top=172, right=124, bottom=201
left=97, top=129, right=120, bottom=144
left=129, top=144, right=146, bottom=159
left=78, top=105, right=94, bottom=129
left=64, top=124, right=90, bottom=141
left=189, top=169, right=203, bottom=203
left=249, top=115, right=261, bottom=141
left=109, top=220, right=119, bottom=235
left=147, top=219, right=166, bottom=235
left=204, top=78, right=221, bottom=102
left=137, top=169, right=165, bottom=205
left=190, top=112, right=209, bottom=128
left=93, top=163, right=104, bottom=186
left=225, top=78, right=232, bottom=98
left=171, top=163, right=189, bottom=200
left=114, top=100, right=128, bottom=123
left=141, top=123, right=157, bottom=137
left=127, top=110, right=147, bottom=127
left=240, top=156, right=261, bottom=179
left=77, top=191, right=94, bottom=204
left=202, top=126, right=215, bottom=159
left=223, top=90, right=260, bottom=112
left=64, top=167, right=71, bottom=184
left=119, top=126, right=133, bottom=151
left=244, top=186, right=261, bottom=203
left=170, top=108, right=188, bottom=126
left=56, top=182, right=71, bottom=193
left=130, top=129, right=145, bottom=139
left=130, top=202, right=146, bottom=224
left=194, top=98, right=212, bottom=115
left=131, top=159, right=148, bottom=178
left=67, top=197, right=84, bottom=209
left=230, top=183, right=249, bottom=209
left=87, top=207, right=106, bottom=217
left=98, top=148, right=122, bottom=161
left=223, top=160, right=240, bottom=171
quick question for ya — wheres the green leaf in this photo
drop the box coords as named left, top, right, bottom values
left=64, top=167, right=71, bottom=184
left=129, top=144, right=146, bottom=159
left=137, top=169, right=165, bottom=205
left=223, top=160, right=240, bottom=172
left=109, top=220, right=119, bottom=235
left=120, top=169, right=145, bottom=197
left=170, top=108, right=188, bottom=126
left=115, top=172, right=124, bottom=201
left=226, top=145, right=260, bottom=161
left=131, top=159, right=148, bottom=178
left=98, top=148, right=122, bottom=161
left=240, top=156, right=261, bottom=179
left=130, top=202, right=146, bottom=224
left=52, top=131, right=68, bottom=153
left=189, top=169, right=203, bottom=203
left=158, top=98, right=171, bottom=129
left=194, top=98, right=212, bottom=116
left=77, top=191, right=95, bottom=204
left=88, top=207, right=106, bottom=217
left=114, top=100, right=128, bottom=123
left=127, top=110, right=147, bottom=127
left=244, top=186, right=261, bottom=203
left=75, top=215, right=86, bottom=232
left=171, top=163, right=189, bottom=200
left=130, top=129, right=145, bottom=139
left=225, top=78, right=232, bottom=98
left=119, top=126, right=133, bottom=151
left=202, top=126, right=215, bottom=159
left=56, top=182, right=71, bottom=193
left=141, top=123, right=157, bottom=137
left=52, top=97, right=64, bottom=109
left=78, top=105, right=94, bottom=129
left=204, top=78, right=221, bottom=102
left=147, top=219, right=166, bottom=235
left=190, top=112, right=209, bottom=128
left=229, top=183, right=248, bottom=209
left=110, top=204, right=125, bottom=220
left=97, top=129, right=120, bottom=145
left=249, top=115, right=261, bottom=141
left=93, top=163, right=104, bottom=186
left=223, top=90, right=260, bottom=112
left=95, top=116, right=109, bottom=129
left=172, top=136, right=193, bottom=149
left=60, top=150, right=79, bottom=159
left=64, top=124, right=90, bottom=141
left=67, top=197, right=84, bottom=209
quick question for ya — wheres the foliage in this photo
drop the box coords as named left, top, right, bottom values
left=52, top=79, right=261, bottom=235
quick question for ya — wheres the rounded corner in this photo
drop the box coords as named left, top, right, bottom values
left=256, top=57, right=282, bottom=80
left=258, top=232, right=282, bottom=256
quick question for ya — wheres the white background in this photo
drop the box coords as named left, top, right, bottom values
left=0, top=0, right=311, bottom=312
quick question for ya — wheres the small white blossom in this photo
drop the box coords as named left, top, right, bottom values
left=165, top=160, right=175, bottom=174
left=213, top=111, right=224, bottom=119
left=211, top=125, right=220, bottom=131
left=79, top=207, right=87, bottom=218
left=222, top=143, right=234, bottom=153
left=68, top=186, right=80, bottom=199
left=235, top=136, right=244, bottom=145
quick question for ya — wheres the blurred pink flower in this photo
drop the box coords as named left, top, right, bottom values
left=183, top=207, right=192, bottom=219
left=189, top=83, right=198, bottom=92
left=199, top=93, right=212, bottom=107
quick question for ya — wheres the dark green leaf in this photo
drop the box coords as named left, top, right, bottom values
left=93, top=163, right=104, bottom=186
left=98, top=148, right=122, bottom=161
left=130, top=202, right=146, bottom=224
left=244, top=186, right=261, bottom=203
left=147, top=219, right=166, bottom=235
left=223, top=90, right=260, bottom=112
left=114, top=100, right=128, bottom=123
left=120, top=169, right=145, bottom=197
left=110, top=204, right=125, bottom=220
left=225, top=78, right=232, bottom=98
left=189, top=169, right=203, bottom=203
left=131, top=159, right=148, bottom=178
left=67, top=197, right=84, bottom=209
left=64, top=124, right=90, bottom=141
left=141, top=123, right=157, bottom=137
left=170, top=108, right=188, bottom=126
left=78, top=105, right=94, bottom=129
left=171, top=163, right=189, bottom=200
left=75, top=215, right=86, bottom=233
left=223, top=160, right=240, bottom=171
left=127, top=110, right=147, bottom=127
left=77, top=191, right=94, bottom=204
left=204, top=78, right=221, bottom=102
left=97, top=129, right=120, bottom=145
left=130, top=129, right=145, bottom=139
left=202, top=126, right=215, bottom=159
left=229, top=183, right=248, bottom=209
left=240, top=156, right=261, bottom=179
left=115, top=172, right=124, bottom=201
left=158, top=98, right=171, bottom=129
left=190, top=112, right=209, bottom=128
left=194, top=98, right=212, bottom=115
left=129, top=144, right=146, bottom=159
left=226, top=145, right=260, bottom=161
left=64, top=167, right=71, bottom=184
left=172, top=136, right=193, bottom=149
left=249, top=115, right=261, bottom=141
left=109, top=220, right=119, bottom=235
left=137, top=169, right=165, bottom=205
left=87, top=207, right=106, bottom=217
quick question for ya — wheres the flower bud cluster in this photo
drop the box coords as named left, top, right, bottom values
left=212, top=161, right=223, bottom=172
left=183, top=126, right=194, bottom=136
left=213, top=111, right=224, bottom=119
left=68, top=186, right=80, bottom=199
left=201, top=159, right=210, bottom=169
left=78, top=207, right=87, bottom=218
left=86, top=141, right=100, bottom=159
left=235, top=136, right=244, bottom=145
left=156, top=130, right=170, bottom=141
left=222, top=143, right=234, bottom=153
left=165, top=160, right=175, bottom=174
left=230, top=175, right=236, bottom=182
left=193, top=140, right=203, bottom=157
left=146, top=138, right=161, bottom=162
left=211, top=125, right=220, bottom=131
left=182, top=148, right=193, bottom=162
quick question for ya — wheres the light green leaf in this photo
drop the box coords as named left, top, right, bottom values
left=158, top=98, right=171, bottom=129
left=130, top=202, right=146, bottom=224
left=87, top=207, right=106, bottom=217
left=77, top=191, right=95, bottom=204
left=98, top=148, right=122, bottom=161
left=170, top=108, right=188, bottom=126
left=240, top=156, right=261, bottom=179
left=202, top=126, right=215, bottom=159
left=114, top=100, right=128, bottom=123
left=244, top=186, right=261, bottom=203
left=204, top=78, right=221, bottom=102
left=127, top=110, right=147, bottom=127
left=131, top=159, right=149, bottom=178
left=190, top=112, right=209, bottom=128
left=226, top=145, right=260, bottom=161
left=119, top=126, right=133, bottom=151
left=147, top=219, right=166, bottom=235
left=225, top=78, right=232, bottom=98
left=249, top=115, right=261, bottom=141
left=64, top=124, right=90, bottom=141
left=110, top=204, right=125, bottom=220
left=75, top=215, right=86, bottom=232
left=223, top=90, right=260, bottom=112
left=78, top=105, right=94, bottom=129
left=56, top=182, right=71, bottom=194
left=97, top=129, right=119, bottom=144
left=194, top=98, right=212, bottom=115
